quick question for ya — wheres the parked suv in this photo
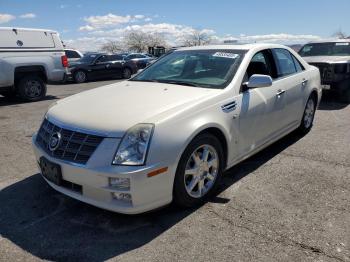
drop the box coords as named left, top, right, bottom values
left=299, top=40, right=350, bottom=102
left=0, top=27, right=68, bottom=101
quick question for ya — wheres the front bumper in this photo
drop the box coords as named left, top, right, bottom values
left=32, top=134, right=173, bottom=214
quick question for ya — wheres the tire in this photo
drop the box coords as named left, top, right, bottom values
left=173, top=133, right=225, bottom=208
left=74, top=70, right=87, bottom=83
left=297, top=94, right=317, bottom=134
left=17, top=75, right=46, bottom=102
left=122, top=67, right=132, bottom=79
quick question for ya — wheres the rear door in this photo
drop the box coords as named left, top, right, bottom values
left=89, top=55, right=112, bottom=79
left=236, top=49, right=288, bottom=156
left=271, top=48, right=306, bottom=127
left=108, top=55, right=124, bottom=77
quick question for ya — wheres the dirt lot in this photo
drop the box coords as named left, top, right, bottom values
left=0, top=80, right=349, bottom=262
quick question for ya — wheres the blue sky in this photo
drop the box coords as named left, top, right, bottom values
left=1, top=0, right=349, bottom=50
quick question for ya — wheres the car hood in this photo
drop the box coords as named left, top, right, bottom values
left=47, top=81, right=218, bottom=137
left=303, top=56, right=350, bottom=64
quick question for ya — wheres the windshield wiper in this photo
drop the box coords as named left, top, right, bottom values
left=129, top=79, right=161, bottom=83
left=130, top=79, right=200, bottom=87
left=156, top=80, right=200, bottom=87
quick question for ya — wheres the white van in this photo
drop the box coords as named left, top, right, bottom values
left=0, top=27, right=68, bottom=101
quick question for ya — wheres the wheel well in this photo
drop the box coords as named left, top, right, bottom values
left=195, top=127, right=228, bottom=169
left=14, top=66, right=47, bottom=85
left=310, top=90, right=318, bottom=102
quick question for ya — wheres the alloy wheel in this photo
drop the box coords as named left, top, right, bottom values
left=184, top=144, right=219, bottom=198
left=303, top=98, right=315, bottom=129
left=75, top=71, right=86, bottom=83
left=24, top=80, right=42, bottom=98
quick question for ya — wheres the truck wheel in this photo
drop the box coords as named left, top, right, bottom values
left=74, top=70, right=87, bottom=83
left=17, top=75, right=47, bottom=102
left=122, top=68, right=132, bottom=79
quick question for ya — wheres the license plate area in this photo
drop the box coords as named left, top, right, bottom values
left=39, top=157, right=62, bottom=186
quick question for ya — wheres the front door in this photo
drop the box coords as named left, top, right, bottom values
left=235, top=50, right=288, bottom=157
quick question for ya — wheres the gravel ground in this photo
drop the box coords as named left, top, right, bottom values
left=0, top=81, right=349, bottom=262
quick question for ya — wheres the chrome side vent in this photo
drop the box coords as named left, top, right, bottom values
left=221, top=101, right=237, bottom=113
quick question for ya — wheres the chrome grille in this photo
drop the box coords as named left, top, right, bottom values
left=36, top=119, right=104, bottom=165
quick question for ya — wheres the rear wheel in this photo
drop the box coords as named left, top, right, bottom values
left=74, top=70, right=87, bottom=83
left=297, top=95, right=316, bottom=134
left=122, top=68, right=132, bottom=79
left=17, top=75, right=46, bottom=102
left=173, top=133, right=224, bottom=207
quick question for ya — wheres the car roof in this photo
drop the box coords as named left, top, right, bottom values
left=306, top=39, right=350, bottom=44
left=176, top=43, right=291, bottom=51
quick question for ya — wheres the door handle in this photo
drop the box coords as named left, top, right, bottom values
left=105, top=64, right=111, bottom=68
left=302, top=79, right=308, bottom=86
left=276, top=89, right=285, bottom=96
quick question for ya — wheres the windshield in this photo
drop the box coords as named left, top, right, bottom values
left=299, top=42, right=350, bottom=57
left=78, top=54, right=99, bottom=63
left=131, top=49, right=246, bottom=89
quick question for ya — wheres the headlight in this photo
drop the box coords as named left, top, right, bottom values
left=112, top=124, right=154, bottom=166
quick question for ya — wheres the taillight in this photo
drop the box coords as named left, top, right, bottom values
left=61, top=55, right=69, bottom=67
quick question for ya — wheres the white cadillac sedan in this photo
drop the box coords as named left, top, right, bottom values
left=32, top=44, right=321, bottom=214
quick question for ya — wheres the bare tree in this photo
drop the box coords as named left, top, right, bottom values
left=332, top=29, right=348, bottom=39
left=124, top=31, right=167, bottom=52
left=181, top=29, right=213, bottom=47
left=100, top=40, right=124, bottom=53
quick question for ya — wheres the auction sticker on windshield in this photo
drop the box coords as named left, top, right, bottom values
left=212, top=52, right=239, bottom=59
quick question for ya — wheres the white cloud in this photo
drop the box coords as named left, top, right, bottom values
left=134, top=15, right=145, bottom=19
left=20, top=13, right=36, bottom=19
left=239, top=33, right=322, bottom=43
left=71, top=12, right=324, bottom=51
left=79, top=13, right=150, bottom=31
left=0, top=13, right=15, bottom=24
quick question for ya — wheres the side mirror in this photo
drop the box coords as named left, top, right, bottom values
left=246, top=74, right=273, bottom=89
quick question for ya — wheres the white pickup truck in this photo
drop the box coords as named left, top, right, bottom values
left=0, top=27, right=69, bottom=101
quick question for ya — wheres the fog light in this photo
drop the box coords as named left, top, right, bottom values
left=112, top=192, right=132, bottom=203
left=109, top=177, right=130, bottom=190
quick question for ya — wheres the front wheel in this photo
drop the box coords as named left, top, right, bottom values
left=74, top=70, right=87, bottom=83
left=297, top=95, right=316, bottom=134
left=122, top=68, right=132, bottom=79
left=173, top=133, right=224, bottom=207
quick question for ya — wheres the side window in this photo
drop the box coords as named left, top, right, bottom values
left=246, top=50, right=276, bottom=80
left=291, top=55, right=304, bottom=72
left=273, top=49, right=297, bottom=77
left=96, top=55, right=109, bottom=63
left=65, top=50, right=80, bottom=59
